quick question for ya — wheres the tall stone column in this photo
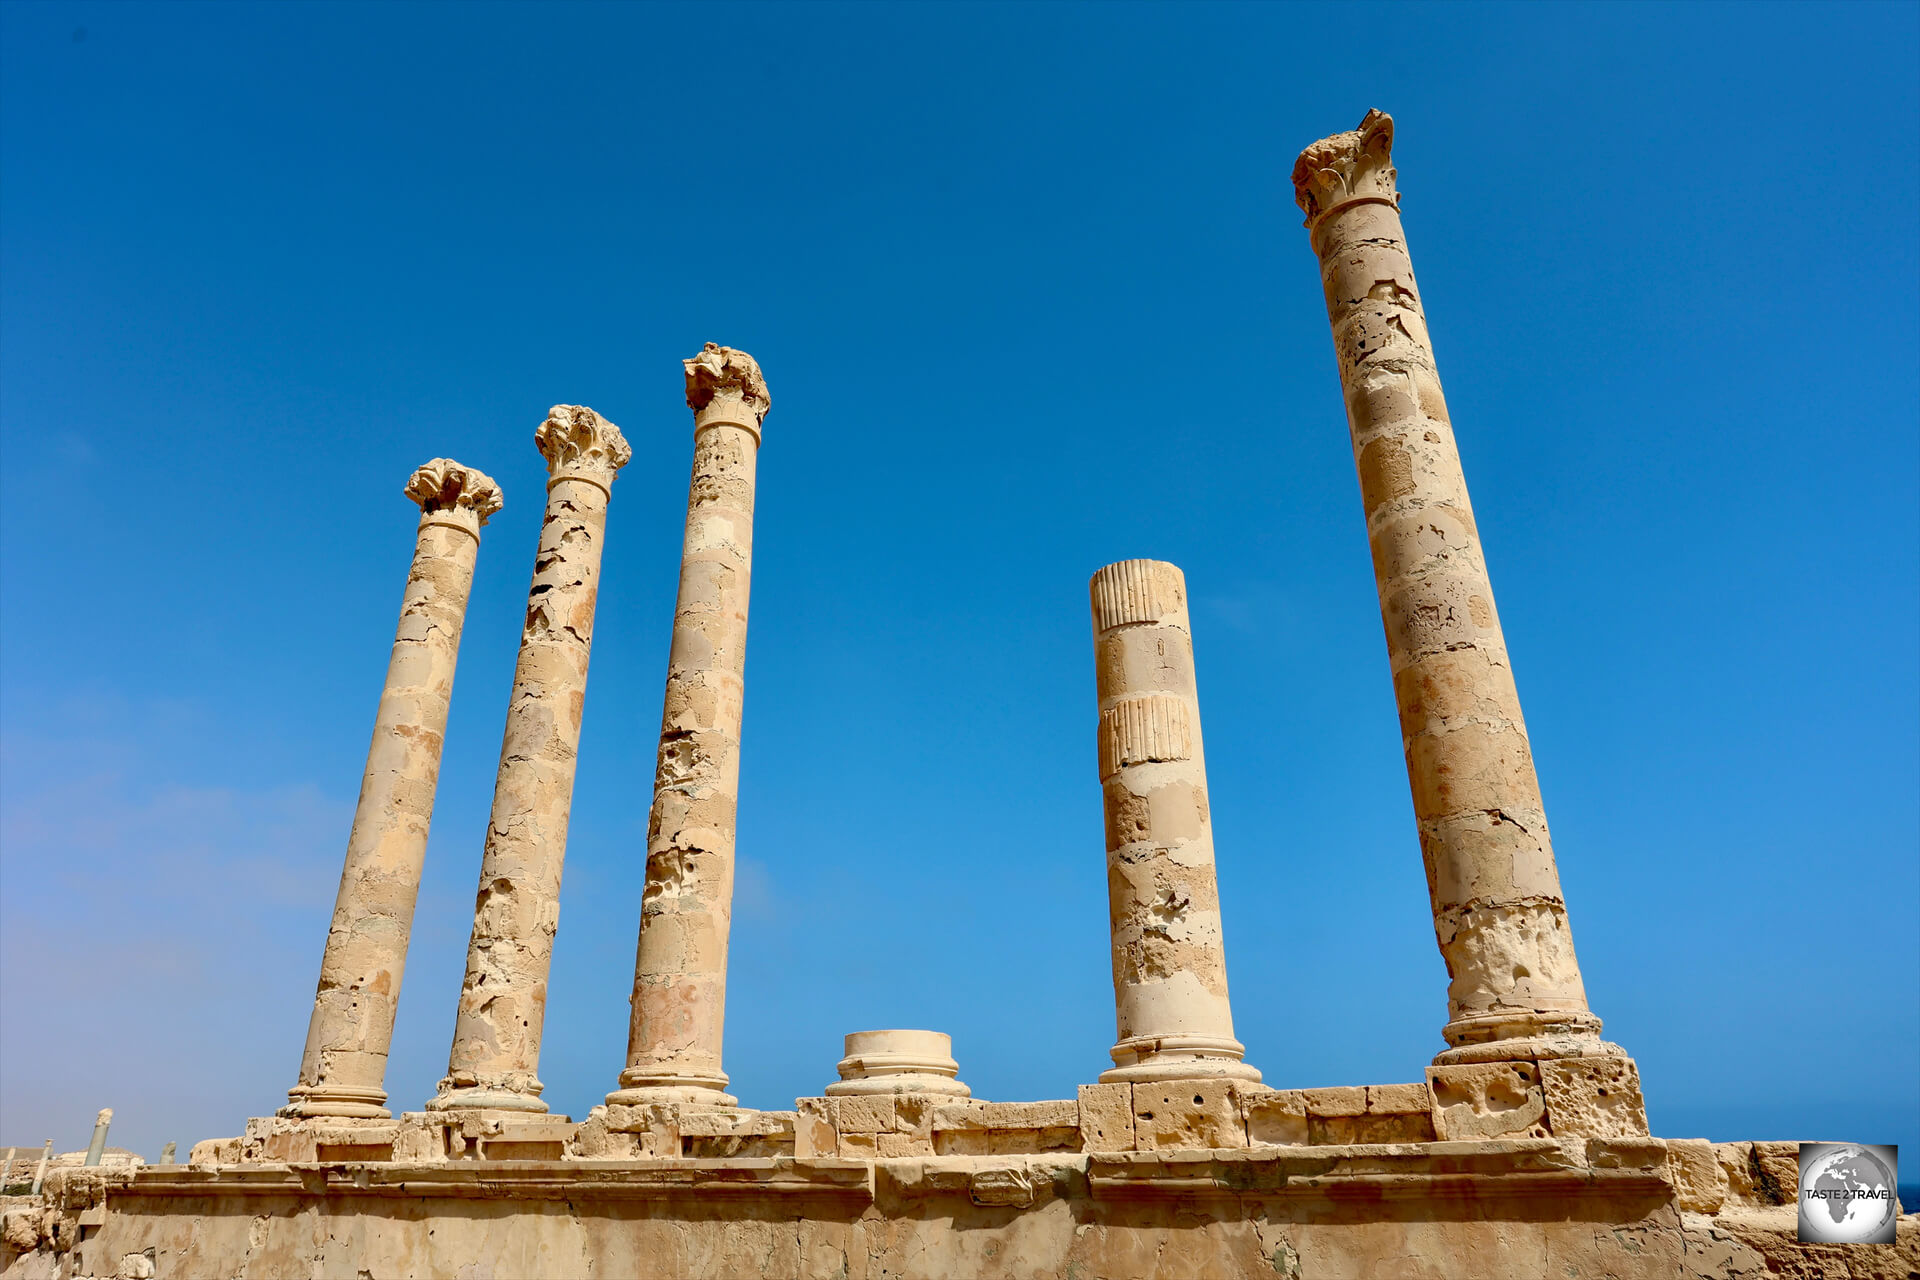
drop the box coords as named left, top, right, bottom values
left=609, top=344, right=770, bottom=1110
left=430, top=407, right=631, bottom=1116
left=284, top=459, right=502, bottom=1119
left=1091, top=560, right=1260, bottom=1084
left=1293, top=111, right=1614, bottom=1065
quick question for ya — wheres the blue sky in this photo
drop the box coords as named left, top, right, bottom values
left=2, top=1, right=1915, bottom=1162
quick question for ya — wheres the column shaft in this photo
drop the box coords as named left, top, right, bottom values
left=610, top=344, right=770, bottom=1110
left=1091, top=560, right=1259, bottom=1084
left=284, top=459, right=501, bottom=1119
left=1293, top=111, right=1611, bottom=1064
left=431, top=408, right=630, bottom=1115
left=83, top=1109, right=110, bottom=1166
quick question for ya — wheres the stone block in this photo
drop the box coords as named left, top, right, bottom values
left=391, top=1122, right=441, bottom=1163
left=634, top=1107, right=681, bottom=1157
left=601, top=1102, right=669, bottom=1135
left=689, top=1136, right=786, bottom=1158
left=930, top=1101, right=993, bottom=1132
left=981, top=1100, right=1079, bottom=1130
left=836, top=1131, right=879, bottom=1158
left=1665, top=1138, right=1730, bottom=1214
left=1584, top=1137, right=1667, bottom=1170
left=875, top=1160, right=971, bottom=1198
left=1133, top=1080, right=1246, bottom=1150
left=1241, top=1087, right=1309, bottom=1146
left=1427, top=1062, right=1548, bottom=1140
left=1538, top=1056, right=1648, bottom=1138
left=481, top=1140, right=564, bottom=1161
left=1367, top=1083, right=1432, bottom=1115
left=969, top=1164, right=1035, bottom=1207
left=260, top=1129, right=317, bottom=1163
left=676, top=1111, right=741, bottom=1137
left=681, top=1111, right=795, bottom=1159
left=1079, top=1084, right=1134, bottom=1153
left=892, top=1094, right=944, bottom=1139
left=989, top=1127, right=1080, bottom=1154
left=1308, top=1112, right=1436, bottom=1145
left=313, top=1120, right=401, bottom=1147
left=187, top=1138, right=240, bottom=1168
left=1303, top=1086, right=1368, bottom=1117
left=1749, top=1141, right=1801, bottom=1206
left=875, top=1133, right=932, bottom=1158
left=794, top=1098, right=836, bottom=1159
left=1712, top=1142, right=1764, bottom=1207
left=677, top=1110, right=794, bottom=1138
left=932, top=1129, right=990, bottom=1156
left=832, top=1096, right=896, bottom=1134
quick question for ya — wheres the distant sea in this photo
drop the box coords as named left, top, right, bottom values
left=1901, top=1183, right=1918, bottom=1215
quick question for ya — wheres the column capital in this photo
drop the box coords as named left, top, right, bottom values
left=1292, top=108, right=1399, bottom=231
left=684, top=342, right=771, bottom=439
left=405, top=458, right=503, bottom=535
left=536, top=405, right=632, bottom=491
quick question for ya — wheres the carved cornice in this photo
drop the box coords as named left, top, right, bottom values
left=683, top=343, right=771, bottom=429
left=405, top=459, right=504, bottom=525
left=536, top=404, right=632, bottom=489
left=1292, top=108, right=1399, bottom=230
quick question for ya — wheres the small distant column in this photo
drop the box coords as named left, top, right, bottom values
left=284, top=460, right=502, bottom=1119
left=1090, top=560, right=1260, bottom=1084
left=610, top=344, right=770, bottom=1110
left=430, top=407, right=631, bottom=1115
left=1292, top=111, right=1611, bottom=1065
left=83, top=1109, right=111, bottom=1166
left=158, top=1142, right=176, bottom=1166
left=30, top=1140, right=51, bottom=1195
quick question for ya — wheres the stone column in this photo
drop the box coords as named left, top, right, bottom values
left=609, top=343, right=770, bottom=1110
left=430, top=407, right=631, bottom=1115
left=1090, top=560, right=1260, bottom=1084
left=83, top=1109, right=110, bottom=1166
left=284, top=460, right=502, bottom=1119
left=1293, top=111, right=1614, bottom=1065
left=29, top=1140, right=51, bottom=1195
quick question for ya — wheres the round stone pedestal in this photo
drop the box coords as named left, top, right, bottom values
left=823, top=1030, right=971, bottom=1098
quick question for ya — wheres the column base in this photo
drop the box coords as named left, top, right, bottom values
left=607, top=1068, right=737, bottom=1111
left=1432, top=1010, right=1619, bottom=1066
left=423, top=1085, right=549, bottom=1116
left=1101, top=1034, right=1263, bottom=1085
left=824, top=1030, right=971, bottom=1098
left=279, top=1084, right=391, bottom=1121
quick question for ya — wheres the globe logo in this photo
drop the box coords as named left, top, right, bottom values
left=1798, top=1143, right=1898, bottom=1245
